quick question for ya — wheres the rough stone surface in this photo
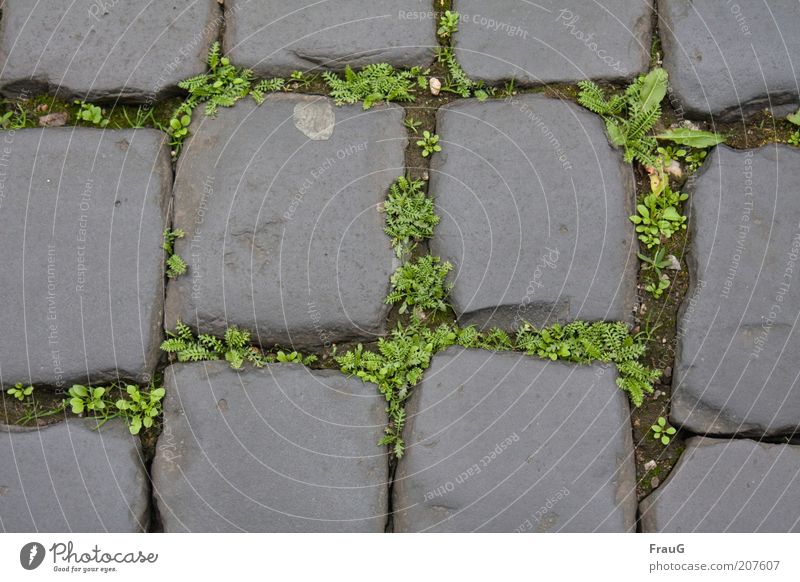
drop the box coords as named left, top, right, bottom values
left=223, top=0, right=436, bottom=77
left=454, top=0, right=651, bottom=85
left=152, top=362, right=389, bottom=532
left=640, top=438, right=800, bottom=532
left=0, top=418, right=149, bottom=532
left=673, top=145, right=800, bottom=437
left=0, top=0, right=220, bottom=102
left=660, top=0, right=800, bottom=120
left=394, top=348, right=636, bottom=532
left=0, top=128, right=171, bottom=389
left=165, top=95, right=403, bottom=347
left=429, top=96, right=637, bottom=330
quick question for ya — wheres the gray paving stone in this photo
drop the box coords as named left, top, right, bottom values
left=453, top=0, right=651, bottom=85
left=640, top=438, right=800, bottom=532
left=429, top=96, right=637, bottom=330
left=165, top=95, right=403, bottom=347
left=0, top=0, right=220, bottom=101
left=673, top=145, right=800, bottom=437
left=223, top=0, right=436, bottom=77
left=660, top=0, right=800, bottom=121
left=393, top=348, right=636, bottom=532
left=0, top=128, right=171, bottom=389
left=152, top=362, right=389, bottom=532
left=0, top=418, right=149, bottom=532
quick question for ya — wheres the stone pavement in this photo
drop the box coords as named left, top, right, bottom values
left=393, top=348, right=636, bottom=533
left=152, top=362, right=388, bottom=532
left=165, top=95, right=403, bottom=347
left=429, top=95, right=637, bottom=330
left=1, top=1, right=800, bottom=534
left=0, top=418, right=149, bottom=532
left=672, top=145, right=800, bottom=437
left=640, top=438, right=800, bottom=533
left=660, top=0, right=800, bottom=120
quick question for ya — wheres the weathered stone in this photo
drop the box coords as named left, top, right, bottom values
left=165, top=95, right=402, bottom=347
left=429, top=96, right=637, bottom=330
left=673, top=145, right=800, bottom=437
left=0, top=418, right=149, bottom=532
left=640, top=438, right=800, bottom=532
left=0, top=0, right=222, bottom=102
left=223, top=0, right=436, bottom=77
left=0, top=0, right=220, bottom=102
left=454, top=0, right=651, bottom=85
left=394, top=348, right=636, bottom=532
left=152, top=362, right=388, bottom=532
left=660, top=0, right=800, bottom=120
left=0, top=128, right=171, bottom=389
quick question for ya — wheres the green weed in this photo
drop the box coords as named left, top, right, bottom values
left=416, top=130, right=442, bottom=157
left=323, top=63, right=424, bottom=109
left=437, top=10, right=460, bottom=39
left=386, top=255, right=453, bottom=316
left=6, top=383, right=33, bottom=401
left=75, top=101, right=109, bottom=127
left=161, top=321, right=316, bottom=370
left=163, top=228, right=188, bottom=279
left=115, top=384, right=165, bottom=435
left=651, top=416, right=676, bottom=445
left=383, top=176, right=439, bottom=258
left=168, top=42, right=285, bottom=154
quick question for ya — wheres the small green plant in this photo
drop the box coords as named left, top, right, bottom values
left=684, top=148, right=707, bottom=172
left=403, top=116, right=422, bottom=133
left=168, top=42, right=284, bottom=153
left=639, top=246, right=673, bottom=273
left=500, top=77, right=517, bottom=99
left=250, top=78, right=286, bottom=104
left=437, top=10, right=460, bottom=38
left=383, top=176, right=440, bottom=258
left=68, top=385, right=110, bottom=416
left=288, top=70, right=316, bottom=89
left=578, top=70, right=725, bottom=167
left=630, top=165, right=688, bottom=249
left=168, top=114, right=191, bottom=147
left=386, top=255, right=453, bottom=315
left=121, top=106, right=161, bottom=129
left=577, top=69, right=667, bottom=166
left=656, top=145, right=686, bottom=166
left=651, top=416, right=676, bottom=445
left=645, top=275, right=671, bottom=298
left=323, top=63, right=423, bottom=109
left=338, top=319, right=660, bottom=458
left=639, top=247, right=673, bottom=298
left=161, top=321, right=268, bottom=369
left=436, top=46, right=491, bottom=101
left=115, top=384, right=165, bottom=435
left=75, top=101, right=109, bottom=127
left=416, top=130, right=441, bottom=157
left=7, top=383, right=33, bottom=401
left=336, top=318, right=459, bottom=457
left=274, top=350, right=318, bottom=365
left=788, top=108, right=800, bottom=146
left=0, top=103, right=30, bottom=129
left=163, top=228, right=188, bottom=279
left=655, top=128, right=726, bottom=148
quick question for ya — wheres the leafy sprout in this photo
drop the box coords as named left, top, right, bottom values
left=651, top=416, right=677, bottom=445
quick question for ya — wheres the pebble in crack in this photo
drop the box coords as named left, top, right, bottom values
left=293, top=97, right=335, bottom=140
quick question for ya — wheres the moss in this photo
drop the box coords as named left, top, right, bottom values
left=1, top=94, right=181, bottom=131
